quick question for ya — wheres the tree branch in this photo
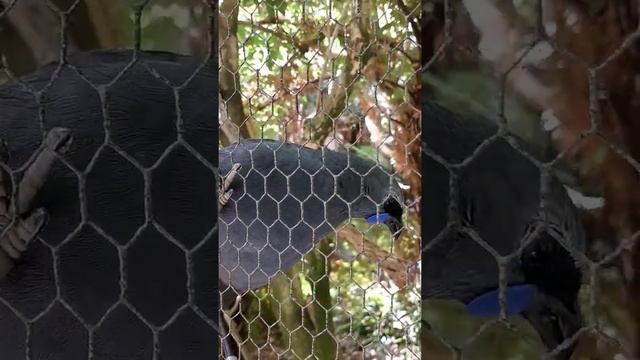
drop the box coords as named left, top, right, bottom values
left=219, top=0, right=256, bottom=140
left=5, top=0, right=79, bottom=65
left=395, top=0, right=421, bottom=41
left=338, top=225, right=416, bottom=290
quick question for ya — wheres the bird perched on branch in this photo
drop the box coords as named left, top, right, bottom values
left=216, top=141, right=405, bottom=360
left=0, top=50, right=217, bottom=359
left=423, top=99, right=585, bottom=358
left=218, top=139, right=405, bottom=294
left=216, top=138, right=407, bottom=360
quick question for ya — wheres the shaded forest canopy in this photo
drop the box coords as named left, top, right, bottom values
left=423, top=1, right=640, bottom=359
left=218, top=0, right=421, bottom=357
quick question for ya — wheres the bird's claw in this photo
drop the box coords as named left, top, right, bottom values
left=0, top=127, right=72, bottom=280
left=44, top=127, right=73, bottom=153
left=218, top=163, right=241, bottom=211
left=0, top=208, right=47, bottom=260
left=17, top=127, right=73, bottom=214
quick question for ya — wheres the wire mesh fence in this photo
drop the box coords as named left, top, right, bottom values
left=0, top=1, right=220, bottom=359
left=423, top=1, right=640, bottom=359
left=218, top=0, right=421, bottom=358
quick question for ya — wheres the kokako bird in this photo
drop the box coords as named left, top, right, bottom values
left=422, top=98, right=585, bottom=358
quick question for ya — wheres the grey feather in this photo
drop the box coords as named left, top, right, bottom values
left=0, top=50, right=218, bottom=360
left=219, top=139, right=404, bottom=292
left=423, top=99, right=584, bottom=355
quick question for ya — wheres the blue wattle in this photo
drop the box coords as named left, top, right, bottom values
left=367, top=212, right=389, bottom=224
left=466, top=284, right=536, bottom=317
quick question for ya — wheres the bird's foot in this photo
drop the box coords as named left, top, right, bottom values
left=44, top=127, right=73, bottom=153
left=0, top=208, right=47, bottom=280
left=0, top=208, right=47, bottom=260
left=0, top=127, right=72, bottom=280
left=218, top=163, right=241, bottom=211
left=17, top=127, right=73, bottom=214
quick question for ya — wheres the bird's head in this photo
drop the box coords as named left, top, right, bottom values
left=464, top=226, right=583, bottom=357
left=465, top=283, right=580, bottom=357
left=365, top=195, right=404, bottom=239
left=517, top=227, right=583, bottom=356
left=520, top=289, right=581, bottom=357
left=348, top=160, right=405, bottom=239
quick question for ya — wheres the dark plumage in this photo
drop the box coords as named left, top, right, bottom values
left=422, top=99, right=584, bottom=356
left=219, top=139, right=404, bottom=294
left=0, top=50, right=218, bottom=359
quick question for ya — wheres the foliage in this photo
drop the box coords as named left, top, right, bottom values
left=3, top=0, right=421, bottom=358
left=424, top=0, right=640, bottom=358
left=220, top=0, right=421, bottom=358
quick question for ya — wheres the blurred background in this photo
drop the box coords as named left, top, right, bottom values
left=218, top=0, right=421, bottom=358
left=423, top=1, right=640, bottom=359
left=1, top=0, right=421, bottom=359
left=0, top=0, right=215, bottom=78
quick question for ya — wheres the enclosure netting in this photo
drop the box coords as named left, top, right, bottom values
left=423, top=0, right=640, bottom=359
left=218, top=0, right=421, bottom=358
left=0, top=1, right=220, bottom=359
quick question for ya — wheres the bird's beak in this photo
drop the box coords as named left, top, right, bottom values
left=521, top=290, right=580, bottom=358
left=384, top=216, right=403, bottom=240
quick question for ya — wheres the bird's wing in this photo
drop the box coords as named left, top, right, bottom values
left=219, top=140, right=337, bottom=292
left=423, top=99, right=584, bottom=304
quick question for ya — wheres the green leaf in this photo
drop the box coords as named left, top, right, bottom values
left=348, top=144, right=392, bottom=170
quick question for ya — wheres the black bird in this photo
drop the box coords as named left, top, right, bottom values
left=216, top=140, right=405, bottom=360
left=218, top=139, right=405, bottom=294
left=0, top=50, right=218, bottom=360
left=422, top=99, right=584, bottom=357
